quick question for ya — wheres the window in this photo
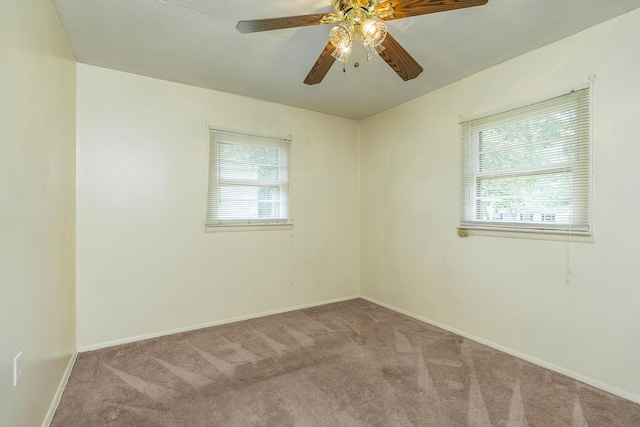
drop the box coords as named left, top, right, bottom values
left=460, top=87, right=591, bottom=235
left=207, top=129, right=291, bottom=227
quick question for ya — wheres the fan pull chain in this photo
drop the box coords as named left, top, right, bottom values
left=354, top=32, right=360, bottom=68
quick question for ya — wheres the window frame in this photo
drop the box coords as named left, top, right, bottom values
left=206, top=128, right=292, bottom=231
left=459, top=86, right=592, bottom=239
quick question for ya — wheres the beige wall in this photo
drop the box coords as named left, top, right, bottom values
left=75, top=65, right=361, bottom=349
left=361, top=9, right=640, bottom=401
left=0, top=0, right=77, bottom=426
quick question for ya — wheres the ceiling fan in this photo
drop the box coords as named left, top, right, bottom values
left=237, top=0, right=489, bottom=85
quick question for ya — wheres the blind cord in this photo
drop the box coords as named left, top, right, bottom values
left=566, top=76, right=594, bottom=284
left=291, top=229, right=295, bottom=287
left=566, top=90, right=574, bottom=284
left=566, top=191, right=573, bottom=284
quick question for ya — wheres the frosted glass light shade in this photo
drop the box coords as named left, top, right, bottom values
left=331, top=45, right=352, bottom=63
left=363, top=39, right=386, bottom=60
left=329, top=23, right=352, bottom=50
left=361, top=20, right=387, bottom=47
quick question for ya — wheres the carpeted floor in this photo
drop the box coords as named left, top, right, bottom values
left=52, top=299, right=640, bottom=426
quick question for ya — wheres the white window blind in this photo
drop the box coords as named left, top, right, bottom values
left=460, top=87, right=591, bottom=234
left=207, top=129, right=291, bottom=226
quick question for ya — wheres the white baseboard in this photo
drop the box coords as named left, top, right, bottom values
left=360, top=295, right=640, bottom=405
left=77, top=295, right=360, bottom=353
left=42, top=350, right=77, bottom=427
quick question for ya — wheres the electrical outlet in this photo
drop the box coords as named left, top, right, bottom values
left=13, top=351, right=23, bottom=387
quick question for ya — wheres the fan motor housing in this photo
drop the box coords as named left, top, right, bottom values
left=333, top=0, right=378, bottom=15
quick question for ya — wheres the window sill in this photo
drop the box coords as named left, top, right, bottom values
left=457, top=227, right=593, bottom=243
left=206, top=223, right=293, bottom=233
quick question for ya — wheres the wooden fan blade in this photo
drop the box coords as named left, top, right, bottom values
left=378, top=33, right=423, bottom=81
left=304, top=43, right=337, bottom=85
left=383, top=0, right=488, bottom=20
left=237, top=13, right=327, bottom=33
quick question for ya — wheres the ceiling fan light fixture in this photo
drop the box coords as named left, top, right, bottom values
left=238, top=0, right=489, bottom=85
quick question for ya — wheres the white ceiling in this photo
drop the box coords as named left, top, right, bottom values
left=51, top=0, right=640, bottom=119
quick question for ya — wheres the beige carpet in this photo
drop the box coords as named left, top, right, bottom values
left=52, top=299, right=640, bottom=426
